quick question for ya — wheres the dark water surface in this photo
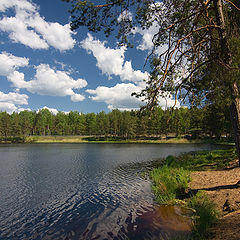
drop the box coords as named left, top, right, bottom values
left=0, top=143, right=223, bottom=239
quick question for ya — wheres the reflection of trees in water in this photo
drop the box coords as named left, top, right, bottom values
left=116, top=206, right=192, bottom=240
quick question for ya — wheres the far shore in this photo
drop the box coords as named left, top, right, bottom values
left=0, top=135, right=234, bottom=145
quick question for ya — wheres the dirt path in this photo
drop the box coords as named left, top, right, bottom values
left=190, top=163, right=240, bottom=239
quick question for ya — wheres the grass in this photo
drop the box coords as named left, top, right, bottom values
left=174, top=148, right=235, bottom=170
left=149, top=148, right=236, bottom=239
left=150, top=166, right=191, bottom=203
left=189, top=191, right=219, bottom=239
left=22, top=135, right=228, bottom=144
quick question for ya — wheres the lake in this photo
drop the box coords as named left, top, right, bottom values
left=0, top=143, right=224, bottom=239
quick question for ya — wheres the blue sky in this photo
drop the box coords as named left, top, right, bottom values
left=0, top=0, right=179, bottom=114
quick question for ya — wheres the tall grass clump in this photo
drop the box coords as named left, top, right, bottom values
left=188, top=191, right=219, bottom=239
left=150, top=166, right=191, bottom=204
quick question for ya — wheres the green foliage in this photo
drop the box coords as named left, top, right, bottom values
left=0, top=105, right=233, bottom=141
left=188, top=191, right=219, bottom=239
left=64, top=0, right=240, bottom=108
left=0, top=136, right=25, bottom=143
left=25, top=136, right=39, bottom=143
left=165, top=155, right=176, bottom=166
left=150, top=166, right=191, bottom=204
left=175, top=148, right=236, bottom=171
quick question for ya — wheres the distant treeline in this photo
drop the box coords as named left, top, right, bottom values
left=0, top=105, right=232, bottom=142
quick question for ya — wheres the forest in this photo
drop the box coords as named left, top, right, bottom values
left=0, top=103, right=231, bottom=142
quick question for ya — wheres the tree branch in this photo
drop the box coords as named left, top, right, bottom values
left=224, top=0, right=240, bottom=11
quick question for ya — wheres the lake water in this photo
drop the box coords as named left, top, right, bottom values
left=0, top=143, right=224, bottom=239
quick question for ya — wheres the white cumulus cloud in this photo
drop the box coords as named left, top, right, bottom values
left=0, top=52, right=86, bottom=103
left=7, top=71, right=26, bottom=88
left=87, top=83, right=180, bottom=111
left=25, top=64, right=87, bottom=97
left=0, top=0, right=75, bottom=51
left=71, top=93, right=85, bottom=102
left=7, top=64, right=87, bottom=101
left=0, top=52, right=29, bottom=76
left=135, top=23, right=159, bottom=51
left=81, top=34, right=148, bottom=83
left=0, top=90, right=29, bottom=113
left=0, top=102, right=17, bottom=113
left=86, top=83, right=144, bottom=111
left=0, top=0, right=36, bottom=12
left=0, top=90, right=28, bottom=105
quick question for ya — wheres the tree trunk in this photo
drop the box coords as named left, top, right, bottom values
left=230, top=82, right=240, bottom=166
left=230, top=99, right=240, bottom=166
left=214, top=0, right=240, bottom=164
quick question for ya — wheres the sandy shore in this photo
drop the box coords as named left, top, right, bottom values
left=190, top=160, right=240, bottom=239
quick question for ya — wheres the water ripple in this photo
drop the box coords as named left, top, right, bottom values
left=0, top=143, right=223, bottom=239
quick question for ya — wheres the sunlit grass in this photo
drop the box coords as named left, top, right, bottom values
left=167, top=148, right=236, bottom=170
left=150, top=166, right=191, bottom=204
left=24, top=135, right=207, bottom=144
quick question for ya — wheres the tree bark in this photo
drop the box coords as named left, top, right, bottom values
left=231, top=82, right=240, bottom=166
left=230, top=96, right=240, bottom=166
left=214, top=0, right=240, bottom=164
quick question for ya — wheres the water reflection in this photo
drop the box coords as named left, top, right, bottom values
left=118, top=205, right=192, bottom=240
left=0, top=143, right=224, bottom=239
left=69, top=204, right=192, bottom=240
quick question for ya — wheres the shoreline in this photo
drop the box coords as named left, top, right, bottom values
left=149, top=147, right=238, bottom=239
left=190, top=163, right=240, bottom=239
left=0, top=135, right=234, bottom=145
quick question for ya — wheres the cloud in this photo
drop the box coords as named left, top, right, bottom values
left=0, top=14, right=49, bottom=49
left=7, top=71, right=26, bottom=88
left=158, top=93, right=181, bottom=109
left=86, top=83, right=144, bottom=111
left=71, top=93, right=85, bottom=102
left=0, top=52, right=86, bottom=102
left=0, top=90, right=29, bottom=113
left=0, top=90, right=28, bottom=105
left=0, top=102, right=17, bottom=113
left=7, top=64, right=87, bottom=101
left=16, top=107, right=31, bottom=112
left=87, top=83, right=180, bottom=111
left=117, top=10, right=133, bottom=22
left=29, top=14, right=76, bottom=51
left=26, top=64, right=87, bottom=97
left=0, top=0, right=36, bottom=12
left=38, top=106, right=70, bottom=115
left=0, top=0, right=75, bottom=51
left=135, top=23, right=159, bottom=51
left=40, top=106, right=58, bottom=115
left=0, top=51, right=28, bottom=76
left=132, top=2, right=168, bottom=53
left=81, top=34, right=148, bottom=83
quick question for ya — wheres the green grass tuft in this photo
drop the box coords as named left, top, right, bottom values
left=188, top=191, right=219, bottom=239
left=150, top=166, right=191, bottom=204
